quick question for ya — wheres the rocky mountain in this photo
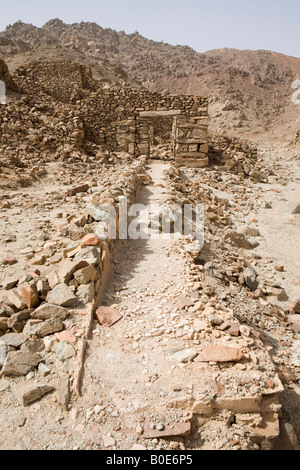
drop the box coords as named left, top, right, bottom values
left=0, top=19, right=300, bottom=142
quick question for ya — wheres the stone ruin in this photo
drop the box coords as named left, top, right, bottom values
left=10, top=59, right=209, bottom=167
left=113, top=102, right=209, bottom=168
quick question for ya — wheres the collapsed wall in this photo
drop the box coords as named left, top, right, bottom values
left=1, top=58, right=260, bottom=172
left=4, top=58, right=210, bottom=167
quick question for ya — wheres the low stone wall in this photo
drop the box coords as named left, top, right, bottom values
left=15, top=59, right=95, bottom=103
left=208, top=134, right=258, bottom=166
left=0, top=157, right=147, bottom=406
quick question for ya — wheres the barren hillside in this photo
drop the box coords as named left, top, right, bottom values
left=1, top=19, right=299, bottom=142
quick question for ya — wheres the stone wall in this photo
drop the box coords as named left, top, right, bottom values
left=0, top=58, right=263, bottom=174
left=16, top=59, right=95, bottom=103
left=208, top=134, right=258, bottom=168
left=10, top=60, right=208, bottom=166
left=80, top=88, right=209, bottom=165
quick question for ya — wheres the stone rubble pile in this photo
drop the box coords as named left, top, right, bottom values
left=157, top=162, right=300, bottom=449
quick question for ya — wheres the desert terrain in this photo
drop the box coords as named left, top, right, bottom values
left=0, top=19, right=299, bottom=451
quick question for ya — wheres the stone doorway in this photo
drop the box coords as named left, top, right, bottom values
left=113, top=100, right=209, bottom=168
left=138, top=110, right=182, bottom=161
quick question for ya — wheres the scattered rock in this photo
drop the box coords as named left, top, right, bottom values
left=73, top=266, right=98, bottom=285
left=13, top=382, right=55, bottom=406
left=196, top=345, right=243, bottom=363
left=141, top=422, right=191, bottom=439
left=76, top=282, right=95, bottom=304
left=1, top=351, right=41, bottom=376
left=168, top=348, right=198, bottom=363
left=23, top=318, right=63, bottom=338
left=57, top=259, right=89, bottom=285
left=95, top=306, right=123, bottom=327
left=244, top=267, right=259, bottom=291
left=21, top=284, right=40, bottom=309
left=5, top=289, right=27, bottom=311
left=38, top=362, right=51, bottom=377
left=176, top=296, right=196, bottom=310
left=0, top=333, right=28, bottom=348
left=102, top=436, right=116, bottom=448
left=2, top=258, right=17, bottom=266
left=290, top=298, right=300, bottom=314
left=31, top=303, right=69, bottom=321
left=46, top=284, right=78, bottom=307
left=58, top=373, right=70, bottom=410
left=55, top=330, right=77, bottom=344
left=227, top=324, right=240, bottom=337
left=67, top=184, right=89, bottom=197
left=8, top=309, right=31, bottom=333
left=52, top=341, right=76, bottom=361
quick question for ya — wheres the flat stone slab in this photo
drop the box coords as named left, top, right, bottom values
left=176, top=296, right=196, bottom=310
left=46, top=284, right=78, bottom=307
left=31, top=304, right=69, bottom=321
left=95, top=307, right=123, bottom=327
left=141, top=422, right=191, bottom=439
left=23, top=318, right=63, bottom=338
left=0, top=333, right=28, bottom=348
left=58, top=373, right=70, bottom=410
left=52, top=341, right=76, bottom=361
left=1, top=351, right=41, bottom=376
left=67, top=184, right=89, bottom=197
left=196, top=344, right=243, bottom=363
left=168, top=348, right=198, bottom=364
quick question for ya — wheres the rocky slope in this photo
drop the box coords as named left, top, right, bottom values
left=1, top=19, right=299, bottom=142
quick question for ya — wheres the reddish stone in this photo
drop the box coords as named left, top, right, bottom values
left=55, top=330, right=77, bottom=344
left=206, top=212, right=218, bottom=221
left=21, top=283, right=39, bottom=308
left=265, top=378, right=275, bottom=389
left=95, top=306, right=123, bottom=327
left=81, top=234, right=100, bottom=247
left=281, top=340, right=292, bottom=348
left=75, top=309, right=88, bottom=316
left=250, top=329, right=261, bottom=339
left=227, top=324, right=240, bottom=337
left=197, top=344, right=243, bottom=363
left=231, top=439, right=240, bottom=447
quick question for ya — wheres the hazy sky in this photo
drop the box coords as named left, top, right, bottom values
left=0, top=0, right=299, bottom=57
